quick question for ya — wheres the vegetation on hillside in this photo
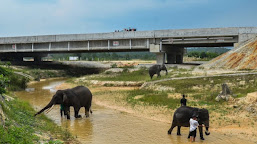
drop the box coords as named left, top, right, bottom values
left=0, top=63, right=75, bottom=144
left=0, top=65, right=29, bottom=91
left=0, top=98, right=72, bottom=143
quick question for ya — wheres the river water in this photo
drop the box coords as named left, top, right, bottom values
left=15, top=78, right=254, bottom=144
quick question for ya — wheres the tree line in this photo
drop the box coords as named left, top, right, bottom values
left=50, top=52, right=156, bottom=61
left=49, top=47, right=230, bottom=61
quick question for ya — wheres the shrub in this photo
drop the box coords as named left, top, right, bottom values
left=0, top=74, right=9, bottom=94
left=111, top=63, right=117, bottom=68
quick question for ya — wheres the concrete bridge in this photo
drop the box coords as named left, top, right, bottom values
left=0, top=27, right=257, bottom=64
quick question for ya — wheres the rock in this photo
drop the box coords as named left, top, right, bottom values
left=245, top=104, right=256, bottom=114
left=134, top=95, right=144, bottom=100
left=215, top=95, right=222, bottom=101
left=105, top=68, right=123, bottom=73
left=221, top=83, right=231, bottom=95
left=239, top=81, right=246, bottom=86
left=232, top=94, right=237, bottom=97
left=0, top=95, right=5, bottom=102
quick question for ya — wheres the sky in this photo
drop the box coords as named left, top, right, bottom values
left=0, top=0, right=257, bottom=37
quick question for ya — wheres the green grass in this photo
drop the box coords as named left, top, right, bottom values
left=126, top=89, right=180, bottom=109
left=159, top=74, right=257, bottom=100
left=92, top=68, right=150, bottom=81
left=87, top=67, right=193, bottom=82
left=0, top=98, right=73, bottom=144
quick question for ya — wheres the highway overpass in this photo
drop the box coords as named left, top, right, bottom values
left=0, top=27, right=257, bottom=64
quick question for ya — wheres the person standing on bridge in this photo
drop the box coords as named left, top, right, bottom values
left=180, top=94, right=187, bottom=106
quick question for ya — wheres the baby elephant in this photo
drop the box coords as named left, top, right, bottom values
left=149, top=64, right=168, bottom=79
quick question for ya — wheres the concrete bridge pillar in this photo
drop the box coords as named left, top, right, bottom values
left=163, top=46, right=184, bottom=64
left=34, top=56, right=42, bottom=62
left=155, top=52, right=165, bottom=64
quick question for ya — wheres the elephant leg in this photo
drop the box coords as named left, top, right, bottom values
left=168, top=124, right=176, bottom=135
left=150, top=74, right=153, bottom=79
left=74, top=107, right=81, bottom=118
left=177, top=126, right=181, bottom=135
left=60, top=109, right=62, bottom=117
left=199, top=126, right=204, bottom=140
left=66, top=110, right=70, bottom=119
left=64, top=106, right=70, bottom=119
left=85, top=107, right=90, bottom=117
left=157, top=71, right=161, bottom=78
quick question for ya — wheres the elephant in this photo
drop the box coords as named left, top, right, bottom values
left=167, top=106, right=210, bottom=140
left=34, top=86, right=92, bottom=119
left=148, top=64, right=168, bottom=79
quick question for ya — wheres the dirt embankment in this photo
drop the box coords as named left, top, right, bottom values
left=202, top=37, right=257, bottom=70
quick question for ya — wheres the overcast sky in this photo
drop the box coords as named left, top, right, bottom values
left=0, top=0, right=256, bottom=37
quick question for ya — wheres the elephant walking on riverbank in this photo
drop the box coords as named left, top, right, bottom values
left=34, top=86, right=92, bottom=119
left=168, top=106, right=210, bottom=140
left=148, top=64, right=168, bottom=79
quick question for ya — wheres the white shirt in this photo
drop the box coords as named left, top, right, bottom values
left=189, top=118, right=199, bottom=132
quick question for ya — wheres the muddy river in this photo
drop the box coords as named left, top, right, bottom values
left=15, top=79, right=254, bottom=144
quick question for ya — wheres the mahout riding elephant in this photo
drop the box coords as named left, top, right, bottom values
left=34, top=86, right=92, bottom=119
left=167, top=106, right=210, bottom=140
left=148, top=64, right=168, bottom=79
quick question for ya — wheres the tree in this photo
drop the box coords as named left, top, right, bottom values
left=200, top=52, right=207, bottom=58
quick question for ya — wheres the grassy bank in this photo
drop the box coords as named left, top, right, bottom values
left=0, top=97, right=74, bottom=143
left=0, top=64, right=76, bottom=144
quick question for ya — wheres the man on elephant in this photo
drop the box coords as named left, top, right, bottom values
left=180, top=94, right=187, bottom=106
left=189, top=115, right=199, bottom=142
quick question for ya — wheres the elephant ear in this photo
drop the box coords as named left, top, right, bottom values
left=63, top=92, right=68, bottom=102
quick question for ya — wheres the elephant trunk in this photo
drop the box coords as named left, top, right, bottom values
left=205, top=121, right=210, bottom=135
left=34, top=100, right=55, bottom=116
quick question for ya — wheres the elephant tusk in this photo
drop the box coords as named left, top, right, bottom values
left=45, top=105, right=54, bottom=114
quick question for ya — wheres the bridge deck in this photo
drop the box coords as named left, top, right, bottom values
left=0, top=27, right=256, bottom=53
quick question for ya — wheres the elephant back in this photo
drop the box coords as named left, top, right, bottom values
left=71, top=86, right=92, bottom=106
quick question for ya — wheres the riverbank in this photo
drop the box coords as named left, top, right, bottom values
left=0, top=64, right=79, bottom=143
left=0, top=93, right=80, bottom=143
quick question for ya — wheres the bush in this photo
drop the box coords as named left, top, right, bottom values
left=8, top=75, right=29, bottom=91
left=0, top=74, right=9, bottom=94
left=111, top=63, right=117, bottom=68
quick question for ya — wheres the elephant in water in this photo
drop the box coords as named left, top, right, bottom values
left=34, top=86, right=92, bottom=119
left=148, top=64, right=168, bottom=79
left=168, top=106, right=210, bottom=140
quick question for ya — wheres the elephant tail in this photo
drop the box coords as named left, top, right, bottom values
left=90, top=109, right=93, bottom=114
